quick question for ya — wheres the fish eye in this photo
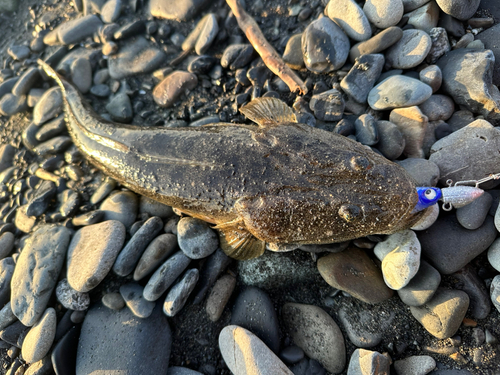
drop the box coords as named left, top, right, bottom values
left=424, top=188, right=437, bottom=200
left=350, top=156, right=370, bottom=171
left=338, top=204, right=361, bottom=222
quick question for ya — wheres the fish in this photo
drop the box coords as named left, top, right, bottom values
left=39, top=59, right=430, bottom=261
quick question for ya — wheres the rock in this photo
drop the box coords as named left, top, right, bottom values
left=206, top=274, right=236, bottom=322
left=12, top=67, right=40, bottom=97
left=386, top=29, right=432, bottom=69
left=101, top=0, right=121, bottom=23
left=435, top=0, right=481, bottom=20
left=139, top=196, right=173, bottom=218
left=283, top=34, right=304, bottom=70
left=476, top=24, right=500, bottom=87
left=7, top=45, right=30, bottom=60
left=0, top=78, right=19, bottom=102
left=426, top=27, right=450, bottom=64
left=100, top=190, right=138, bottom=230
left=488, top=237, right=500, bottom=272
left=0, top=232, right=14, bottom=259
left=363, top=0, right=404, bottom=29
left=418, top=215, right=497, bottom=274
left=90, top=176, right=116, bottom=205
left=51, top=325, right=80, bottom=375
left=317, top=247, right=393, bottom=304
left=354, top=114, right=378, bottom=145
left=114, top=20, right=146, bottom=40
left=56, top=15, right=103, bottom=45
left=182, top=13, right=218, bottom=55
left=67, top=220, right=126, bottom=292
left=282, top=303, right=345, bottom=374
left=389, top=106, right=429, bottom=158
left=76, top=302, right=171, bottom=373
left=302, top=17, right=350, bottom=73
left=394, top=355, right=436, bottom=375
left=368, top=75, right=432, bottom=110
left=219, top=325, right=293, bottom=375
left=429, top=120, right=500, bottom=185
left=108, top=37, right=166, bottom=79
left=0, top=94, right=27, bottom=116
left=350, top=27, right=403, bottom=62
left=376, top=120, right=405, bottom=160
left=455, top=33, right=474, bottom=49
left=168, top=368, right=204, bottom=375
left=326, top=0, right=371, bottom=42
left=347, top=349, right=390, bottom=375
left=419, top=95, right=454, bottom=121
left=177, top=217, right=218, bottom=259
left=491, top=275, right=500, bottom=314
left=0, top=258, right=14, bottom=308
left=192, top=248, right=232, bottom=304
left=21, top=308, right=56, bottom=363
left=90, top=84, right=111, bottom=97
left=406, top=1, right=440, bottom=33
left=149, top=0, right=209, bottom=21
left=396, top=158, right=439, bottom=186
left=163, top=269, right=199, bottom=317
left=0, top=144, right=15, bottom=174
left=119, top=283, right=155, bottom=318
left=134, top=233, right=178, bottom=281
left=456, top=192, right=493, bottom=230
left=55, top=279, right=90, bottom=311
left=11, top=226, right=71, bottom=326
left=33, top=87, right=62, bottom=125
left=452, top=265, right=491, bottom=320
left=437, top=49, right=500, bottom=123
left=397, top=260, right=441, bottom=306
left=341, top=54, right=384, bottom=104
left=102, top=292, right=125, bottom=310
left=374, top=230, right=421, bottom=290
left=309, top=89, right=344, bottom=121
left=337, top=307, right=391, bottom=348
left=403, top=0, right=431, bottom=12
left=220, top=44, right=254, bottom=70
left=70, top=58, right=92, bottom=94
left=36, top=115, right=65, bottom=142
left=410, top=288, right=469, bottom=339
left=231, top=287, right=281, bottom=354
left=153, top=71, right=198, bottom=108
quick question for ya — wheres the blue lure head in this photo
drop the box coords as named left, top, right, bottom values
left=412, top=187, right=442, bottom=213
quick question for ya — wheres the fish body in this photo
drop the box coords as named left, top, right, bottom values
left=40, top=60, right=425, bottom=260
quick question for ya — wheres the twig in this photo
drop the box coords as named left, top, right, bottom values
left=226, top=0, right=308, bottom=95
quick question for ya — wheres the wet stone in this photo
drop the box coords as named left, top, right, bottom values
left=206, top=273, right=236, bottom=322
left=368, top=75, right=432, bottom=110
left=56, top=15, right=103, bottom=45
left=231, top=286, right=281, bottom=354
left=410, top=288, right=469, bottom=339
left=326, top=0, right=371, bottom=42
left=309, top=89, right=344, bottom=122
left=302, top=17, right=350, bottom=73
left=153, top=71, right=198, bottom=108
left=21, top=308, right=56, bottom=364
left=120, top=283, right=155, bottom=318
left=456, top=192, right=493, bottom=230
left=11, top=225, right=71, bottom=326
left=0, top=94, right=27, bottom=116
left=386, top=29, right=432, bottom=69
left=341, top=54, right=384, bottom=104
left=163, top=268, right=199, bottom=317
left=220, top=44, right=254, bottom=70
left=102, top=292, right=125, bottom=310
left=133, top=233, right=178, bottom=281
left=282, top=303, right=345, bottom=374
left=100, top=190, right=138, bottom=230
left=70, top=58, right=92, bottom=94
left=108, top=37, right=166, bottom=79
left=177, top=217, right=218, bottom=259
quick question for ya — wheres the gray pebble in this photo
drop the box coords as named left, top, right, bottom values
left=70, top=58, right=92, bottom=94
left=0, top=78, right=18, bottom=101
left=192, top=248, right=232, bottom=304
left=0, top=94, right=28, bottom=116
left=134, top=233, right=178, bottom=281
left=368, top=75, right=432, bottom=110
left=21, top=308, right=56, bottom=364
left=205, top=274, right=236, bottom=322
left=453, top=265, right=491, bottom=320
left=101, top=0, right=122, bottom=23
left=90, top=84, right=111, bottom=97
left=163, top=268, right=199, bottom=317
left=120, top=283, right=156, bottom=318
left=0, top=232, right=14, bottom=259
left=394, top=355, right=436, bottom=375
left=347, top=349, right=391, bottom=375
left=491, top=275, right=500, bottom=314
left=177, top=217, right=218, bottom=259
left=283, top=34, right=304, bottom=70
left=354, top=114, right=378, bottom=146
left=456, top=192, right=492, bottom=230
left=93, top=69, right=110, bottom=85
left=0, top=303, right=17, bottom=332
left=12, top=67, right=40, bottom=97
left=280, top=345, right=304, bottom=365
left=90, top=177, right=117, bottom=205
left=419, top=94, right=455, bottom=121
left=375, top=120, right=405, bottom=160
left=389, top=106, right=428, bottom=158
left=106, top=93, right=133, bottom=122
left=341, top=54, right=384, bottom=104
left=55, top=279, right=90, bottom=311
left=26, top=180, right=57, bottom=217
left=33, top=136, right=72, bottom=157
left=325, top=0, right=371, bottom=42
left=338, top=307, right=388, bottom=348
left=7, top=45, right=30, bottom=60
left=220, top=44, right=254, bottom=70
left=386, top=29, right=431, bottom=69
left=397, top=260, right=441, bottom=306
left=102, top=292, right=125, bottom=310
left=35, top=115, right=65, bottom=142
left=113, top=20, right=146, bottom=40
left=57, top=15, right=103, bottom=45
left=435, top=0, right=480, bottom=21
left=153, top=71, right=198, bottom=108
left=0, top=258, right=14, bottom=308
left=100, top=190, right=138, bottom=230
left=396, top=158, right=439, bottom=186
left=72, top=210, right=104, bottom=226
left=309, top=89, right=344, bottom=122
left=182, top=13, right=219, bottom=55
left=102, top=41, right=118, bottom=56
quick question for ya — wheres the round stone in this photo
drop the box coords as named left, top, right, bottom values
left=368, top=75, right=432, bottom=110
left=326, top=0, right=371, bottom=42
left=363, top=0, right=404, bottom=29
left=435, top=0, right=481, bottom=21
left=55, top=279, right=90, bottom=311
left=385, top=29, right=432, bottom=69
left=153, top=71, right=198, bottom=108
left=177, top=217, right=218, bottom=259
left=21, top=308, right=56, bottom=364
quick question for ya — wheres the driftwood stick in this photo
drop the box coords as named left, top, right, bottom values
left=226, top=0, right=308, bottom=95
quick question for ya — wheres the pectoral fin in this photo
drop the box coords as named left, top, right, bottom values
left=215, top=219, right=265, bottom=260
left=240, top=97, right=297, bottom=127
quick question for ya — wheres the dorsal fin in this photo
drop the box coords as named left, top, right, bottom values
left=240, top=97, right=297, bottom=127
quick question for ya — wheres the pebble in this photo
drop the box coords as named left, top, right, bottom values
left=0, top=232, right=14, bottom=259
left=11, top=226, right=71, bottom=326
left=0, top=79, right=18, bottom=106
left=33, top=135, right=72, bottom=157
left=410, top=288, right=469, bottom=339
left=206, top=274, right=236, bottom=322
left=100, top=190, right=138, bottom=230
left=438, top=49, right=500, bottom=122
left=90, top=177, right=116, bottom=205
left=177, top=217, right=218, bottom=259
left=338, top=307, right=389, bottom=348
left=219, top=325, right=293, bottom=375
left=317, top=247, right=393, bottom=304
left=456, top=192, right=492, bottom=230
left=35, top=115, right=65, bottom=142
left=102, top=42, right=117, bottom=56
left=67, top=220, right=125, bottom=292
left=101, top=0, right=122, bottom=23
left=435, top=0, right=481, bottom=20
left=32, top=87, right=62, bottom=125
left=326, top=0, right=371, bottom=42
left=70, top=58, right=92, bottom=94
left=90, top=84, right=111, bottom=97
left=107, top=93, right=133, bottom=122
left=0, top=320, right=28, bottom=347
left=153, top=71, right=198, bottom=108
left=120, top=283, right=156, bottom=318
left=429, top=120, right=500, bottom=185
left=375, top=120, right=405, bottom=160
left=143, top=251, right=191, bottom=301
left=309, top=89, right=344, bottom=121
left=389, top=106, right=428, bottom=158
left=386, top=29, right=431, bottom=69
left=394, top=355, right=436, bottom=375
left=374, top=230, right=421, bottom=290
left=280, top=345, right=305, bottom=365
left=114, top=20, right=146, bottom=40
left=55, top=279, right=90, bottom=311
left=0, top=144, right=15, bottom=174
left=403, top=0, right=431, bottom=12
left=149, top=0, right=210, bottom=21
left=347, top=349, right=391, bottom=375
left=77, top=302, right=171, bottom=373
left=396, top=158, right=440, bottom=186
left=302, top=17, right=350, bottom=73
left=368, top=75, right=432, bottom=110
left=11, top=67, right=40, bottom=97
left=0, top=94, right=28, bottom=117
left=350, top=26, right=403, bottom=62
left=0, top=303, right=16, bottom=332
left=406, top=1, right=440, bottom=33
left=363, top=0, right=404, bottom=29
left=7, top=45, right=30, bottom=60
left=283, top=34, right=304, bottom=70
left=72, top=210, right=104, bottom=226
left=491, top=275, right=500, bottom=314
left=182, top=13, right=219, bottom=55
left=354, top=114, right=378, bottom=145
left=341, top=54, right=384, bottom=104
left=134, top=233, right=178, bottom=281
left=108, top=37, right=166, bottom=79
left=0, top=258, right=14, bottom=308
left=220, top=44, right=255, bottom=70
left=56, top=15, right=103, bottom=45
left=168, top=368, right=204, bottom=375
left=139, top=196, right=173, bottom=218
left=14, top=205, right=36, bottom=234
left=21, top=308, right=56, bottom=363
left=397, top=260, right=440, bottom=306
left=187, top=55, right=217, bottom=74
left=192, top=248, right=232, bottom=304
left=419, top=94, right=454, bottom=121
left=487, top=236, right=500, bottom=272
left=102, top=292, right=125, bottom=310
left=51, top=325, right=79, bottom=375
left=426, top=27, right=450, bottom=64
left=231, top=286, right=281, bottom=353
left=163, top=268, right=199, bottom=317
left=24, top=356, right=53, bottom=375
left=282, top=303, right=345, bottom=374
left=453, top=265, right=491, bottom=320
left=454, top=33, right=474, bottom=49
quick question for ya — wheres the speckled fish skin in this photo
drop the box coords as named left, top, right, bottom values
left=40, top=60, right=424, bottom=247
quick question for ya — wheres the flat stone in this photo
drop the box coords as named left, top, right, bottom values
left=0, top=232, right=14, bottom=259
left=436, top=49, right=500, bottom=123
left=177, top=217, right=218, bottom=259
left=435, top=0, right=481, bottom=20
left=426, top=27, right=451, bottom=64
left=282, top=303, right=345, bottom=374
left=221, top=44, right=254, bottom=70
left=67, top=220, right=126, bottom=292
left=0, top=77, right=19, bottom=102
left=368, top=75, right=432, bottom=110
left=350, top=26, right=403, bottom=62
left=283, top=34, right=304, bottom=70
left=394, top=355, right=436, bottom=375
left=11, top=226, right=71, bottom=326
left=76, top=302, right=171, bottom=374
left=21, top=308, right=56, bottom=364
left=56, top=15, right=103, bottom=45
left=11, top=67, right=40, bottom=96
left=302, top=17, right=350, bottom=73
left=403, top=0, right=431, bottom=12
left=396, top=158, right=440, bottom=187
left=0, top=258, right=14, bottom=308
left=419, top=94, right=454, bottom=121
left=206, top=274, right=236, bottom=322
left=376, top=120, right=405, bottom=160
left=410, top=288, right=469, bottom=339
left=417, top=215, right=497, bottom=274
left=153, top=71, right=198, bottom=108
left=101, top=0, right=121, bottom=23
left=133, top=233, right=178, bottom=281
left=33, top=87, right=62, bottom=125
left=149, top=0, right=210, bottom=21
left=347, top=349, right=391, bottom=375
left=108, top=37, right=166, bottom=79
left=341, top=54, right=384, bottom=104
left=406, top=1, right=440, bottom=33
left=338, top=307, right=392, bottom=348
left=309, top=89, right=344, bottom=121
left=100, top=190, right=138, bottom=230
left=7, top=45, right=30, bottom=60
left=219, top=325, right=293, bottom=375
left=452, top=265, right=491, bottom=320
left=476, top=23, right=500, bottom=86
left=389, top=106, right=429, bottom=158
left=363, top=0, right=404, bottom=29
left=0, top=94, right=27, bottom=116
left=317, top=247, right=393, bottom=304
left=397, top=260, right=441, bottom=306
left=386, top=29, right=432, bottom=69
left=102, top=292, right=125, bottom=310
left=163, top=269, right=199, bottom=317
left=183, top=13, right=218, bottom=55
left=326, top=0, right=371, bottom=42
left=456, top=192, right=493, bottom=230
left=70, top=58, right=92, bottom=94
left=120, top=283, right=156, bottom=318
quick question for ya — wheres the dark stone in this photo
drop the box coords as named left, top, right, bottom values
left=52, top=325, right=81, bottom=375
